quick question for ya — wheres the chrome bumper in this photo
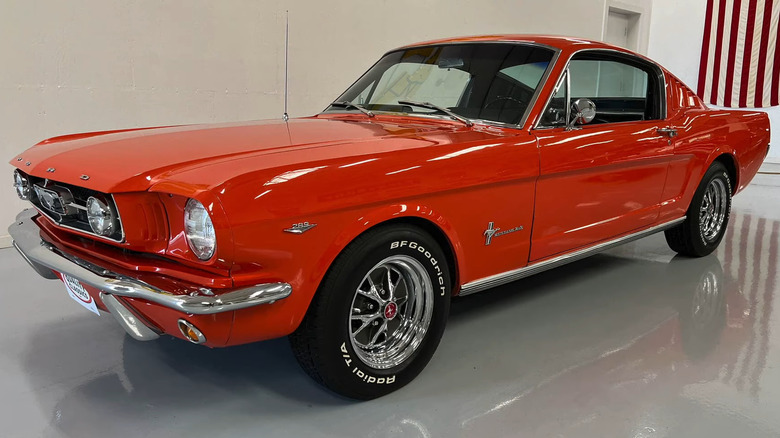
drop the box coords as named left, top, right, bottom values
left=9, top=210, right=292, bottom=320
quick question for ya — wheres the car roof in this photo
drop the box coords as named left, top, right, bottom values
left=396, top=34, right=632, bottom=55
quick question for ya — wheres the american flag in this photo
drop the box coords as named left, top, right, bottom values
left=698, top=0, right=780, bottom=108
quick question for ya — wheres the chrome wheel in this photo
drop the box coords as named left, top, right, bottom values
left=348, top=255, right=434, bottom=370
left=699, top=178, right=728, bottom=242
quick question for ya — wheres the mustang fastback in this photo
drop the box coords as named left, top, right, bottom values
left=8, top=35, right=770, bottom=399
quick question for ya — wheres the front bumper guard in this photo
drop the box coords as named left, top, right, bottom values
left=9, top=210, right=292, bottom=339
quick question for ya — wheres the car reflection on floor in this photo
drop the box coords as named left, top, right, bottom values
left=22, top=210, right=779, bottom=438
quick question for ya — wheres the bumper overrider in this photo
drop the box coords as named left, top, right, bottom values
left=9, top=209, right=292, bottom=344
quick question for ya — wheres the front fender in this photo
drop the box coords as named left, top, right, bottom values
left=149, top=180, right=235, bottom=274
left=311, top=202, right=465, bottom=296
left=223, top=201, right=464, bottom=345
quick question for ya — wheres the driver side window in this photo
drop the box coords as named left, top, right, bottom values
left=538, top=52, right=661, bottom=128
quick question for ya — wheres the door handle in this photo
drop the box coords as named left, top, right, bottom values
left=657, top=128, right=678, bottom=138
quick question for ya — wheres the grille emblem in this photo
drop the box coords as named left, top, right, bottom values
left=33, top=185, right=77, bottom=216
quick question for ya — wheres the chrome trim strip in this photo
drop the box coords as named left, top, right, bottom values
left=9, top=209, right=292, bottom=315
left=109, top=193, right=126, bottom=242
left=519, top=47, right=561, bottom=129
left=459, top=217, right=686, bottom=296
left=100, top=293, right=160, bottom=341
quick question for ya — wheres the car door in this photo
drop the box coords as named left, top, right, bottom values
left=529, top=51, right=674, bottom=261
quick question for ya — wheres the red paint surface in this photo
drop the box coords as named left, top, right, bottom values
left=10, top=35, right=769, bottom=346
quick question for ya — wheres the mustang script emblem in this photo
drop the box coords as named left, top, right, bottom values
left=484, top=222, right=523, bottom=245
left=284, top=222, right=317, bottom=234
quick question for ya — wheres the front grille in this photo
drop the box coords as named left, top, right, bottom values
left=24, top=172, right=124, bottom=242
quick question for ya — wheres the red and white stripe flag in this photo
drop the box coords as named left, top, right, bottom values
left=698, top=0, right=780, bottom=108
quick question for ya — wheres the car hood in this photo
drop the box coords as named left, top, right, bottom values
left=12, top=116, right=502, bottom=193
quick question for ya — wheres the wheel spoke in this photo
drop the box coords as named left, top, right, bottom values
left=385, top=266, right=395, bottom=299
left=357, top=280, right=383, bottom=304
left=367, top=320, right=388, bottom=348
left=351, top=312, right=381, bottom=337
left=387, top=267, right=404, bottom=300
left=395, top=289, right=409, bottom=307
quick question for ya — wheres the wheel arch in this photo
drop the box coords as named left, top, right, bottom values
left=710, top=152, right=739, bottom=194
left=309, top=205, right=463, bottom=310
left=375, top=216, right=460, bottom=292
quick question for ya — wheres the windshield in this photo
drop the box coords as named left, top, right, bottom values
left=326, top=43, right=555, bottom=125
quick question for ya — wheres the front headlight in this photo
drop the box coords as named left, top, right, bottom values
left=184, top=198, right=216, bottom=260
left=86, top=196, right=118, bottom=236
left=13, top=169, right=30, bottom=200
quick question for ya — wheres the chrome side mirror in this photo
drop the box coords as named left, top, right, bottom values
left=571, top=98, right=596, bottom=125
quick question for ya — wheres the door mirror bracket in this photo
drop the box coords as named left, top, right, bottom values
left=568, top=98, right=597, bottom=128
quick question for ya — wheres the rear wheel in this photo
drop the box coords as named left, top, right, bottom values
left=289, top=224, right=451, bottom=399
left=665, top=161, right=732, bottom=257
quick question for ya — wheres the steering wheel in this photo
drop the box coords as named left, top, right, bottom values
left=484, top=95, right=527, bottom=110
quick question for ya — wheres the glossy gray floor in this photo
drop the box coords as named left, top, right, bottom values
left=1, top=174, right=779, bottom=438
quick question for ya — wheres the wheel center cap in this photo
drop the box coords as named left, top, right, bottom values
left=384, top=302, right=398, bottom=320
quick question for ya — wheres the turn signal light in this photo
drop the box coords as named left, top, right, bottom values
left=177, top=319, right=206, bottom=344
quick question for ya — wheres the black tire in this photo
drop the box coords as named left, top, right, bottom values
left=289, top=224, right=451, bottom=400
left=665, top=162, right=732, bottom=257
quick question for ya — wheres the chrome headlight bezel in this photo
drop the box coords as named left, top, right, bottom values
left=184, top=198, right=217, bottom=261
left=13, top=169, right=31, bottom=200
left=86, top=196, right=118, bottom=236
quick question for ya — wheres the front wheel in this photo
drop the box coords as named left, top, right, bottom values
left=665, top=161, right=732, bottom=257
left=289, top=224, right=451, bottom=399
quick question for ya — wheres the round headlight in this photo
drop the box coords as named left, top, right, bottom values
left=86, top=196, right=117, bottom=236
left=13, top=170, right=30, bottom=200
left=184, top=198, right=216, bottom=260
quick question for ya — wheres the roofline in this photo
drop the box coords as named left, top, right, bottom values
left=391, top=34, right=638, bottom=56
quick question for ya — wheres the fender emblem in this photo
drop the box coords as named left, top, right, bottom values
left=284, top=222, right=317, bottom=234
left=484, top=222, right=523, bottom=246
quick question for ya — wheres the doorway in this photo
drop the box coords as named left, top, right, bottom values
left=606, top=7, right=641, bottom=51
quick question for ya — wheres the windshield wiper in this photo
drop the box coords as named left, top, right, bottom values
left=329, top=101, right=374, bottom=117
left=397, top=100, right=473, bottom=127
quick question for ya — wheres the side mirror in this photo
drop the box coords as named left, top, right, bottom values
left=570, top=98, right=596, bottom=125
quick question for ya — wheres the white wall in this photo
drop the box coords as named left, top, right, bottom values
left=0, top=0, right=644, bottom=247
left=647, top=0, right=780, bottom=163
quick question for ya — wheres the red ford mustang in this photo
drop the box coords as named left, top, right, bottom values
left=8, top=35, right=770, bottom=399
